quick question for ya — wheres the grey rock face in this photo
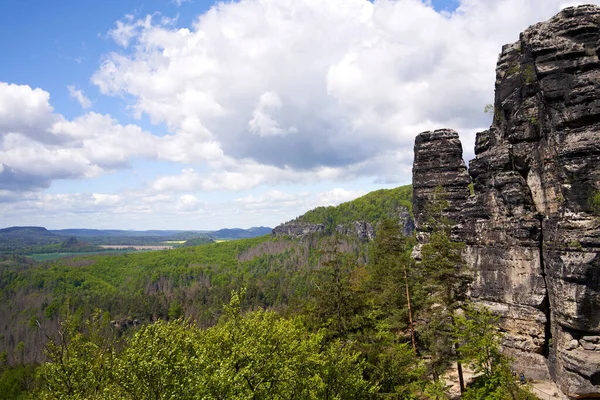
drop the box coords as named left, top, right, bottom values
left=272, top=222, right=326, bottom=238
left=413, top=6, right=600, bottom=397
left=463, top=5, right=600, bottom=396
left=273, top=207, right=415, bottom=241
left=335, top=221, right=375, bottom=240
left=412, top=128, right=471, bottom=257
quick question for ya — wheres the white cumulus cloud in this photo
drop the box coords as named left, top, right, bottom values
left=67, top=85, right=92, bottom=109
left=90, top=0, right=599, bottom=193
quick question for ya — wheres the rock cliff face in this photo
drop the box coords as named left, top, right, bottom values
left=272, top=220, right=377, bottom=240
left=272, top=222, right=326, bottom=238
left=412, top=129, right=471, bottom=255
left=273, top=207, right=414, bottom=241
left=413, top=6, right=600, bottom=397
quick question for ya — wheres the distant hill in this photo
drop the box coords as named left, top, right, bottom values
left=0, top=226, right=64, bottom=247
left=49, top=227, right=272, bottom=240
left=0, top=226, right=273, bottom=250
left=51, top=229, right=195, bottom=238
left=212, top=227, right=272, bottom=239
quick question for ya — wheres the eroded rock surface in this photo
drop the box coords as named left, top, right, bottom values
left=272, top=222, right=326, bottom=238
left=412, top=128, right=471, bottom=257
left=273, top=206, right=414, bottom=241
left=413, top=6, right=600, bottom=397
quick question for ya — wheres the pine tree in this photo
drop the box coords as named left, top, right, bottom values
left=370, top=217, right=416, bottom=352
left=417, top=186, right=471, bottom=387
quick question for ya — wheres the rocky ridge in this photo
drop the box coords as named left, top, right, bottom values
left=272, top=220, right=376, bottom=240
left=273, top=206, right=414, bottom=241
left=412, top=6, right=600, bottom=398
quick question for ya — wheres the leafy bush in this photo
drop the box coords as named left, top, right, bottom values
left=590, top=190, right=600, bottom=216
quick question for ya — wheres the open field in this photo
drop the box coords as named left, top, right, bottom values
left=99, top=245, right=174, bottom=250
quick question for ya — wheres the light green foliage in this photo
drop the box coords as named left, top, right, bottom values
left=523, top=64, right=536, bottom=84
left=453, top=305, right=503, bottom=376
left=483, top=104, right=494, bottom=114
left=115, top=319, right=201, bottom=400
left=589, top=190, right=600, bottom=216
left=36, top=311, right=117, bottom=400
left=454, top=304, right=537, bottom=400
left=423, top=378, right=450, bottom=400
left=36, top=293, right=375, bottom=399
left=294, top=185, right=412, bottom=232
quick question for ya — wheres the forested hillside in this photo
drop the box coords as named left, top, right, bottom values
left=0, top=184, right=538, bottom=399
left=292, top=185, right=412, bottom=229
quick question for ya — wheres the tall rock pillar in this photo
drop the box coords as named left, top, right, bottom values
left=412, top=129, right=471, bottom=251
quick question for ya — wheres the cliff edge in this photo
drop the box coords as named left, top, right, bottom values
left=413, top=5, right=600, bottom=397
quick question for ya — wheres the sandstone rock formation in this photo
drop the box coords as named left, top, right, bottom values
left=273, top=207, right=414, bottom=241
left=335, top=221, right=376, bottom=241
left=412, top=129, right=471, bottom=256
left=272, top=220, right=376, bottom=240
left=413, top=6, right=600, bottom=397
left=272, top=222, right=326, bottom=239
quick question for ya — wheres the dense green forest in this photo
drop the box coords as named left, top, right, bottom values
left=0, top=185, right=538, bottom=398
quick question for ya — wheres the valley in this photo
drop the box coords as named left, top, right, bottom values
left=0, top=5, right=599, bottom=400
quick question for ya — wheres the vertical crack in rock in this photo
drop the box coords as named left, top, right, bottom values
left=538, top=215, right=553, bottom=360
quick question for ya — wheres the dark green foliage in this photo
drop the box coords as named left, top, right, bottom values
left=589, top=190, right=600, bottom=216
left=306, top=235, right=367, bottom=338
left=416, top=186, right=471, bottom=380
left=0, top=365, right=37, bottom=400
left=293, top=185, right=412, bottom=231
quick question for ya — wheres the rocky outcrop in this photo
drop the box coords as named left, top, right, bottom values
left=397, top=206, right=416, bottom=237
left=272, top=220, right=375, bottom=240
left=274, top=206, right=414, bottom=241
left=412, top=129, right=471, bottom=257
left=272, top=222, right=326, bottom=238
left=413, top=6, right=600, bottom=397
left=335, top=221, right=375, bottom=240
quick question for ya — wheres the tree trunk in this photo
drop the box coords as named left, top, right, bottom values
left=403, top=264, right=416, bottom=354
left=456, top=343, right=465, bottom=393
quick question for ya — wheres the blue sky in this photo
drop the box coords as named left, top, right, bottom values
left=0, top=0, right=594, bottom=229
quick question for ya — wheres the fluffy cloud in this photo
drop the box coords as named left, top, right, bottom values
left=0, top=83, right=157, bottom=191
left=0, top=186, right=362, bottom=229
left=88, top=0, right=598, bottom=193
left=0, top=82, right=56, bottom=142
left=3, top=0, right=600, bottom=216
left=67, top=85, right=92, bottom=109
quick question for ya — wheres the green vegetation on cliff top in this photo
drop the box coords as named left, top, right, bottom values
left=292, top=184, right=412, bottom=228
